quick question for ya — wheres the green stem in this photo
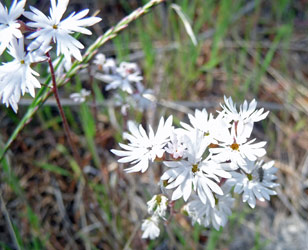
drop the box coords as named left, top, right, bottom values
left=0, top=191, right=22, bottom=250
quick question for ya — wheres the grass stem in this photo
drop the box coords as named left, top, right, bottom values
left=0, top=191, right=22, bottom=250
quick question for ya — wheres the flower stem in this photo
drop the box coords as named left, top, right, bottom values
left=46, top=52, right=82, bottom=166
left=88, top=66, right=98, bottom=124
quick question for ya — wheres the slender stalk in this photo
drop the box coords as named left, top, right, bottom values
left=0, top=191, right=22, bottom=250
left=85, top=0, right=166, bottom=55
left=46, top=52, right=82, bottom=166
left=88, top=67, right=98, bottom=124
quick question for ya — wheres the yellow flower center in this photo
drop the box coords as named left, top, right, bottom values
left=53, top=24, right=58, bottom=29
left=192, top=164, right=199, bottom=173
left=155, top=195, right=162, bottom=205
left=230, top=143, right=239, bottom=151
left=20, top=60, right=25, bottom=64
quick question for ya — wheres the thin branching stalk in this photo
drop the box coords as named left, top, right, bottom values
left=46, top=52, right=82, bottom=167
left=0, top=0, right=165, bottom=162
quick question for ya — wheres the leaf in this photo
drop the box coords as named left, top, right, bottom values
left=34, top=162, right=72, bottom=177
left=171, top=4, right=198, bottom=46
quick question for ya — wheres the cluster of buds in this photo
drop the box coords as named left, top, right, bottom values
left=0, top=0, right=101, bottom=112
left=112, top=96, right=279, bottom=239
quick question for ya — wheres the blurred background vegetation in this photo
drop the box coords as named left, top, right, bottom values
left=1, top=0, right=308, bottom=249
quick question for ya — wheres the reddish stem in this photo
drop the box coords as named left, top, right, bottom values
left=46, top=52, right=82, bottom=166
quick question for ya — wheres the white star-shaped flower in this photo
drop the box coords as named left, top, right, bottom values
left=24, top=0, right=101, bottom=61
left=96, top=61, right=143, bottom=94
left=221, top=96, right=269, bottom=123
left=210, top=122, right=267, bottom=170
left=220, top=96, right=269, bottom=138
left=147, top=194, right=168, bottom=218
left=225, top=160, right=279, bottom=208
left=111, top=116, right=173, bottom=173
left=0, top=37, right=46, bottom=112
left=94, top=54, right=117, bottom=74
left=185, top=188, right=234, bottom=230
left=161, top=130, right=231, bottom=207
left=0, top=0, right=25, bottom=55
left=141, top=215, right=160, bottom=240
left=180, top=109, right=231, bottom=145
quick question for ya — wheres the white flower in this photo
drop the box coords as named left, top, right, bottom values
left=118, top=62, right=141, bottom=76
left=94, top=53, right=117, bottom=74
left=95, top=60, right=143, bottom=94
left=96, top=72, right=133, bottom=94
left=210, top=122, right=267, bottom=170
left=0, top=38, right=45, bottom=112
left=141, top=215, right=160, bottom=240
left=180, top=109, right=231, bottom=146
left=225, top=160, right=279, bottom=208
left=93, top=53, right=106, bottom=67
left=69, top=88, right=91, bottom=103
left=185, top=189, right=234, bottom=230
left=161, top=130, right=231, bottom=207
left=97, top=62, right=143, bottom=94
left=181, top=109, right=212, bottom=132
left=0, top=0, right=25, bottom=55
left=147, top=194, right=168, bottom=218
left=24, top=0, right=101, bottom=61
left=111, top=116, right=173, bottom=173
left=220, top=96, right=269, bottom=138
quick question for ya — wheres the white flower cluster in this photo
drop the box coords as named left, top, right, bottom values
left=112, top=96, right=279, bottom=239
left=141, top=194, right=168, bottom=240
left=0, top=0, right=101, bottom=112
left=69, top=88, right=91, bottom=103
left=94, top=53, right=154, bottom=114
